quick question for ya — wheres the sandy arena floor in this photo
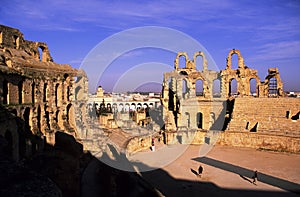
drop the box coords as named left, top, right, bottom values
left=130, top=144, right=300, bottom=197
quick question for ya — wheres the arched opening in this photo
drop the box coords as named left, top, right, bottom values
left=66, top=104, right=75, bottom=128
left=178, top=55, right=186, bottom=69
left=18, top=81, right=22, bottom=104
left=229, top=78, right=237, bottom=96
left=31, top=81, right=35, bottom=104
left=143, top=103, right=148, bottom=109
left=23, top=107, right=31, bottom=131
left=195, top=55, right=203, bottom=71
left=118, top=103, right=124, bottom=112
left=149, top=103, right=153, bottom=108
left=168, top=78, right=175, bottom=111
left=231, top=53, right=239, bottom=70
left=43, top=83, right=48, bottom=102
left=124, top=103, right=130, bottom=112
left=55, top=83, right=59, bottom=107
left=38, top=46, right=44, bottom=61
left=197, top=112, right=203, bottom=129
left=37, top=105, right=41, bottom=132
left=269, top=77, right=277, bottom=96
left=66, top=86, right=70, bottom=101
left=250, top=78, right=257, bottom=96
left=182, top=79, right=188, bottom=98
left=112, top=103, right=117, bottom=113
left=3, top=79, right=8, bottom=104
left=130, top=103, right=136, bottom=111
left=213, top=79, right=221, bottom=98
left=75, top=86, right=83, bottom=100
left=196, top=79, right=203, bottom=96
left=137, top=103, right=142, bottom=110
left=13, top=35, right=19, bottom=49
left=107, top=103, right=112, bottom=112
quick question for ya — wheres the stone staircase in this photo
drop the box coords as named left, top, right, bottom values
left=226, top=98, right=300, bottom=136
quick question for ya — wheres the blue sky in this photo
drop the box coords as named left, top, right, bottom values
left=1, top=0, right=300, bottom=92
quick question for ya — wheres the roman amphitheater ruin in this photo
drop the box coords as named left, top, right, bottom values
left=0, top=24, right=299, bottom=164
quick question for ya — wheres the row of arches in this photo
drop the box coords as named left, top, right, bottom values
left=1, top=77, right=70, bottom=105
left=20, top=104, right=75, bottom=134
left=93, top=102, right=155, bottom=113
left=180, top=78, right=222, bottom=98
left=175, top=51, right=208, bottom=71
left=228, top=77, right=278, bottom=96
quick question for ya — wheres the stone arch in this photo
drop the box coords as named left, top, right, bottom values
left=249, top=77, right=259, bottom=96
left=75, top=86, right=84, bottom=100
left=143, top=103, right=148, bottom=109
left=137, top=103, right=142, bottom=110
left=197, top=112, right=203, bottom=129
left=107, top=103, right=112, bottom=112
left=2, top=79, right=9, bottom=104
left=174, top=52, right=188, bottom=70
left=112, top=103, right=118, bottom=113
left=66, top=104, right=75, bottom=128
left=13, top=35, right=20, bottom=49
left=213, top=78, right=221, bottom=98
left=229, top=78, right=238, bottom=96
left=226, top=49, right=245, bottom=70
left=124, top=103, right=129, bottom=112
left=23, top=107, right=32, bottom=131
left=31, top=81, right=35, bottom=104
left=195, top=79, right=204, bottom=96
left=118, top=103, right=124, bottom=112
left=18, top=81, right=23, bottom=104
left=38, top=46, right=44, bottom=61
left=130, top=103, right=136, bottom=111
left=193, top=51, right=208, bottom=71
left=37, top=105, right=41, bottom=132
left=149, top=103, right=154, bottom=108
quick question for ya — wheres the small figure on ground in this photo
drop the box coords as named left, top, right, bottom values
left=198, top=165, right=203, bottom=178
left=151, top=137, right=155, bottom=152
left=252, top=170, right=258, bottom=185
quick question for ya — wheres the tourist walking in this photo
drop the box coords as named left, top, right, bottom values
left=252, top=170, right=258, bottom=185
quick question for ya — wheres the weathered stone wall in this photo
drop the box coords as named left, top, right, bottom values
left=217, top=131, right=300, bottom=153
left=163, top=130, right=300, bottom=153
left=227, top=97, right=300, bottom=135
left=0, top=24, right=80, bottom=160
left=126, top=135, right=153, bottom=155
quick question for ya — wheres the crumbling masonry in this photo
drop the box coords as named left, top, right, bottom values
left=161, top=49, right=297, bottom=134
left=0, top=25, right=81, bottom=161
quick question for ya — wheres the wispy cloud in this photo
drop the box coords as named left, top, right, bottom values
left=248, top=41, right=300, bottom=62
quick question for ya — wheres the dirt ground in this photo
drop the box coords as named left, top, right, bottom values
left=130, top=144, right=300, bottom=197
